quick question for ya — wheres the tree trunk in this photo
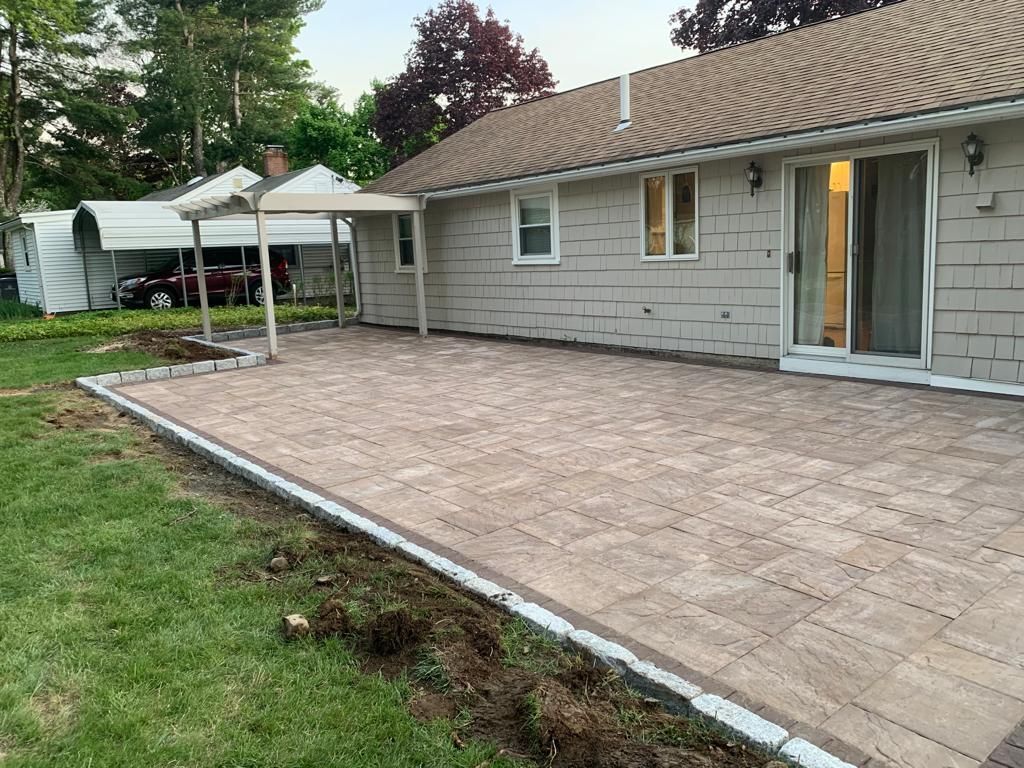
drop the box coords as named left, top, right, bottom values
left=7, top=21, right=25, bottom=211
left=191, top=116, right=204, bottom=176
left=176, top=0, right=204, bottom=176
left=0, top=22, right=8, bottom=214
left=232, top=11, right=248, bottom=130
left=0, top=20, right=24, bottom=214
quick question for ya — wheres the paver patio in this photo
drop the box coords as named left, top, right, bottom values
left=116, top=326, right=1024, bottom=767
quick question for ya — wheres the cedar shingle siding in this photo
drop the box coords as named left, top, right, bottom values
left=358, top=122, right=1024, bottom=384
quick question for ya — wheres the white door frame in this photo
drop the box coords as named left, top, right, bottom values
left=780, top=138, right=939, bottom=374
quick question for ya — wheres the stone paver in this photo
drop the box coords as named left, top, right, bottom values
left=116, top=327, right=1024, bottom=768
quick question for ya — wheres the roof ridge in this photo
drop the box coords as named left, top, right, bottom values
left=489, top=0, right=910, bottom=116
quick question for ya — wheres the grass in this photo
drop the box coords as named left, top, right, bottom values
left=0, top=299, right=43, bottom=321
left=0, top=336, right=170, bottom=389
left=0, top=390, right=518, bottom=768
left=0, top=304, right=339, bottom=342
left=500, top=620, right=564, bottom=677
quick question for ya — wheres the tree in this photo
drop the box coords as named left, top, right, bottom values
left=0, top=0, right=106, bottom=215
left=669, top=0, right=900, bottom=52
left=287, top=91, right=390, bottom=186
left=31, top=77, right=163, bottom=209
left=373, top=0, right=555, bottom=166
left=118, top=0, right=320, bottom=180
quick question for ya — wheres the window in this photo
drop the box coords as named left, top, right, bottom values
left=393, top=213, right=416, bottom=271
left=511, top=187, right=559, bottom=265
left=640, top=168, right=698, bottom=260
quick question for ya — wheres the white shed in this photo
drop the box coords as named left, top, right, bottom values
left=0, top=210, right=81, bottom=312
left=2, top=164, right=357, bottom=313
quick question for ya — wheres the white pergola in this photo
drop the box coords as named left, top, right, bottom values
left=168, top=188, right=427, bottom=359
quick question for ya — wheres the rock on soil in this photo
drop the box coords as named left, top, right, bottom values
left=281, top=614, right=310, bottom=639
left=269, top=556, right=290, bottom=573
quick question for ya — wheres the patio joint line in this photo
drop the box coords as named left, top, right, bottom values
left=74, top=367, right=859, bottom=768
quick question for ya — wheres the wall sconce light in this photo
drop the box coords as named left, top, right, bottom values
left=744, top=161, right=764, bottom=196
left=961, top=132, right=985, bottom=176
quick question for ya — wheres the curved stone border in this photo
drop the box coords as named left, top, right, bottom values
left=74, top=371, right=855, bottom=768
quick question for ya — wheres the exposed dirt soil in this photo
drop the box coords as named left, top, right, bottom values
left=87, top=331, right=236, bottom=364
left=52, top=389, right=773, bottom=768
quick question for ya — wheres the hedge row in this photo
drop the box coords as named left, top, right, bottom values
left=0, top=305, right=339, bottom=342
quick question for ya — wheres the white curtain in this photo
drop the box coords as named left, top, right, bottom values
left=870, top=152, right=926, bottom=355
left=794, top=165, right=831, bottom=346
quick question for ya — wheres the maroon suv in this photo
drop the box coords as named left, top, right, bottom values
left=112, top=245, right=292, bottom=309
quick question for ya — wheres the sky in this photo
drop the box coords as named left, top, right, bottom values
left=295, top=1, right=688, bottom=107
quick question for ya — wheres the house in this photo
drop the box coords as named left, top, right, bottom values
left=355, top=0, right=1024, bottom=396
left=1, top=153, right=357, bottom=313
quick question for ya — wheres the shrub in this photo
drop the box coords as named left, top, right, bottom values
left=0, top=305, right=338, bottom=342
left=0, top=299, right=43, bottom=322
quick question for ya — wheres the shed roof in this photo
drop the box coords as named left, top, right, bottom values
left=75, top=200, right=350, bottom=252
left=365, top=0, right=1024, bottom=195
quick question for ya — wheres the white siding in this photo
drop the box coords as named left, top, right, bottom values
left=273, top=165, right=358, bottom=195
left=357, top=118, right=1024, bottom=386
left=31, top=211, right=85, bottom=313
left=10, top=224, right=42, bottom=308
left=295, top=243, right=350, bottom=299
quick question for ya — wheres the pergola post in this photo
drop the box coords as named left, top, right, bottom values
left=190, top=220, right=213, bottom=341
left=255, top=210, right=279, bottom=358
left=329, top=213, right=345, bottom=326
left=411, top=209, right=428, bottom=336
left=110, top=250, right=121, bottom=309
left=177, top=248, right=189, bottom=307
left=343, top=217, right=362, bottom=318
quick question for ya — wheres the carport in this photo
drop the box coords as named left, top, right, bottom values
left=169, top=182, right=426, bottom=358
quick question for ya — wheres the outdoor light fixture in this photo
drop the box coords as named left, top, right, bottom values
left=961, top=132, right=985, bottom=176
left=744, top=161, right=764, bottom=196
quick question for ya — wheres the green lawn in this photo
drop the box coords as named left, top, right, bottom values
left=0, top=391, right=515, bottom=767
left=0, top=336, right=169, bottom=389
left=0, top=305, right=341, bottom=343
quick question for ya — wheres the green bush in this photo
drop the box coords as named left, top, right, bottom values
left=0, top=305, right=338, bottom=342
left=0, top=299, right=44, bottom=322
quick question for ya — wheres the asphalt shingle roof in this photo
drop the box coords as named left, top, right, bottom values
left=365, top=0, right=1024, bottom=195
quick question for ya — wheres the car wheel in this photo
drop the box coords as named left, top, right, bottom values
left=249, top=281, right=265, bottom=306
left=146, top=287, right=177, bottom=310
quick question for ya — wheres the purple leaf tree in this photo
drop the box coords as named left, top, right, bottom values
left=669, top=0, right=902, bottom=52
left=373, top=0, right=556, bottom=166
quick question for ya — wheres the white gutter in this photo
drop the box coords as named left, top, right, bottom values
left=425, top=98, right=1024, bottom=201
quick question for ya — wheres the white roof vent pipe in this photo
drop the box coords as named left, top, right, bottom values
left=614, top=74, right=631, bottom=132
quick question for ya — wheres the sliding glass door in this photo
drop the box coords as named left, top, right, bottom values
left=786, top=144, right=933, bottom=366
left=852, top=150, right=928, bottom=358
left=792, top=161, right=849, bottom=351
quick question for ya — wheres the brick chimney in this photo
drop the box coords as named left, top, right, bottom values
left=263, top=145, right=288, bottom=177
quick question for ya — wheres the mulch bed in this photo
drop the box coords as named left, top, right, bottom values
left=87, top=331, right=237, bottom=364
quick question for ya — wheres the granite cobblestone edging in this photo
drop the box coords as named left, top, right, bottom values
left=74, top=366, right=855, bottom=768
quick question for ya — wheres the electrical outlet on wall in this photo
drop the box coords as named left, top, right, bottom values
left=720, top=310, right=731, bottom=320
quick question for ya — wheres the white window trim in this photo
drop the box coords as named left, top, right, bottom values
left=392, top=213, right=425, bottom=273
left=510, top=185, right=560, bottom=265
left=640, top=166, right=699, bottom=262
